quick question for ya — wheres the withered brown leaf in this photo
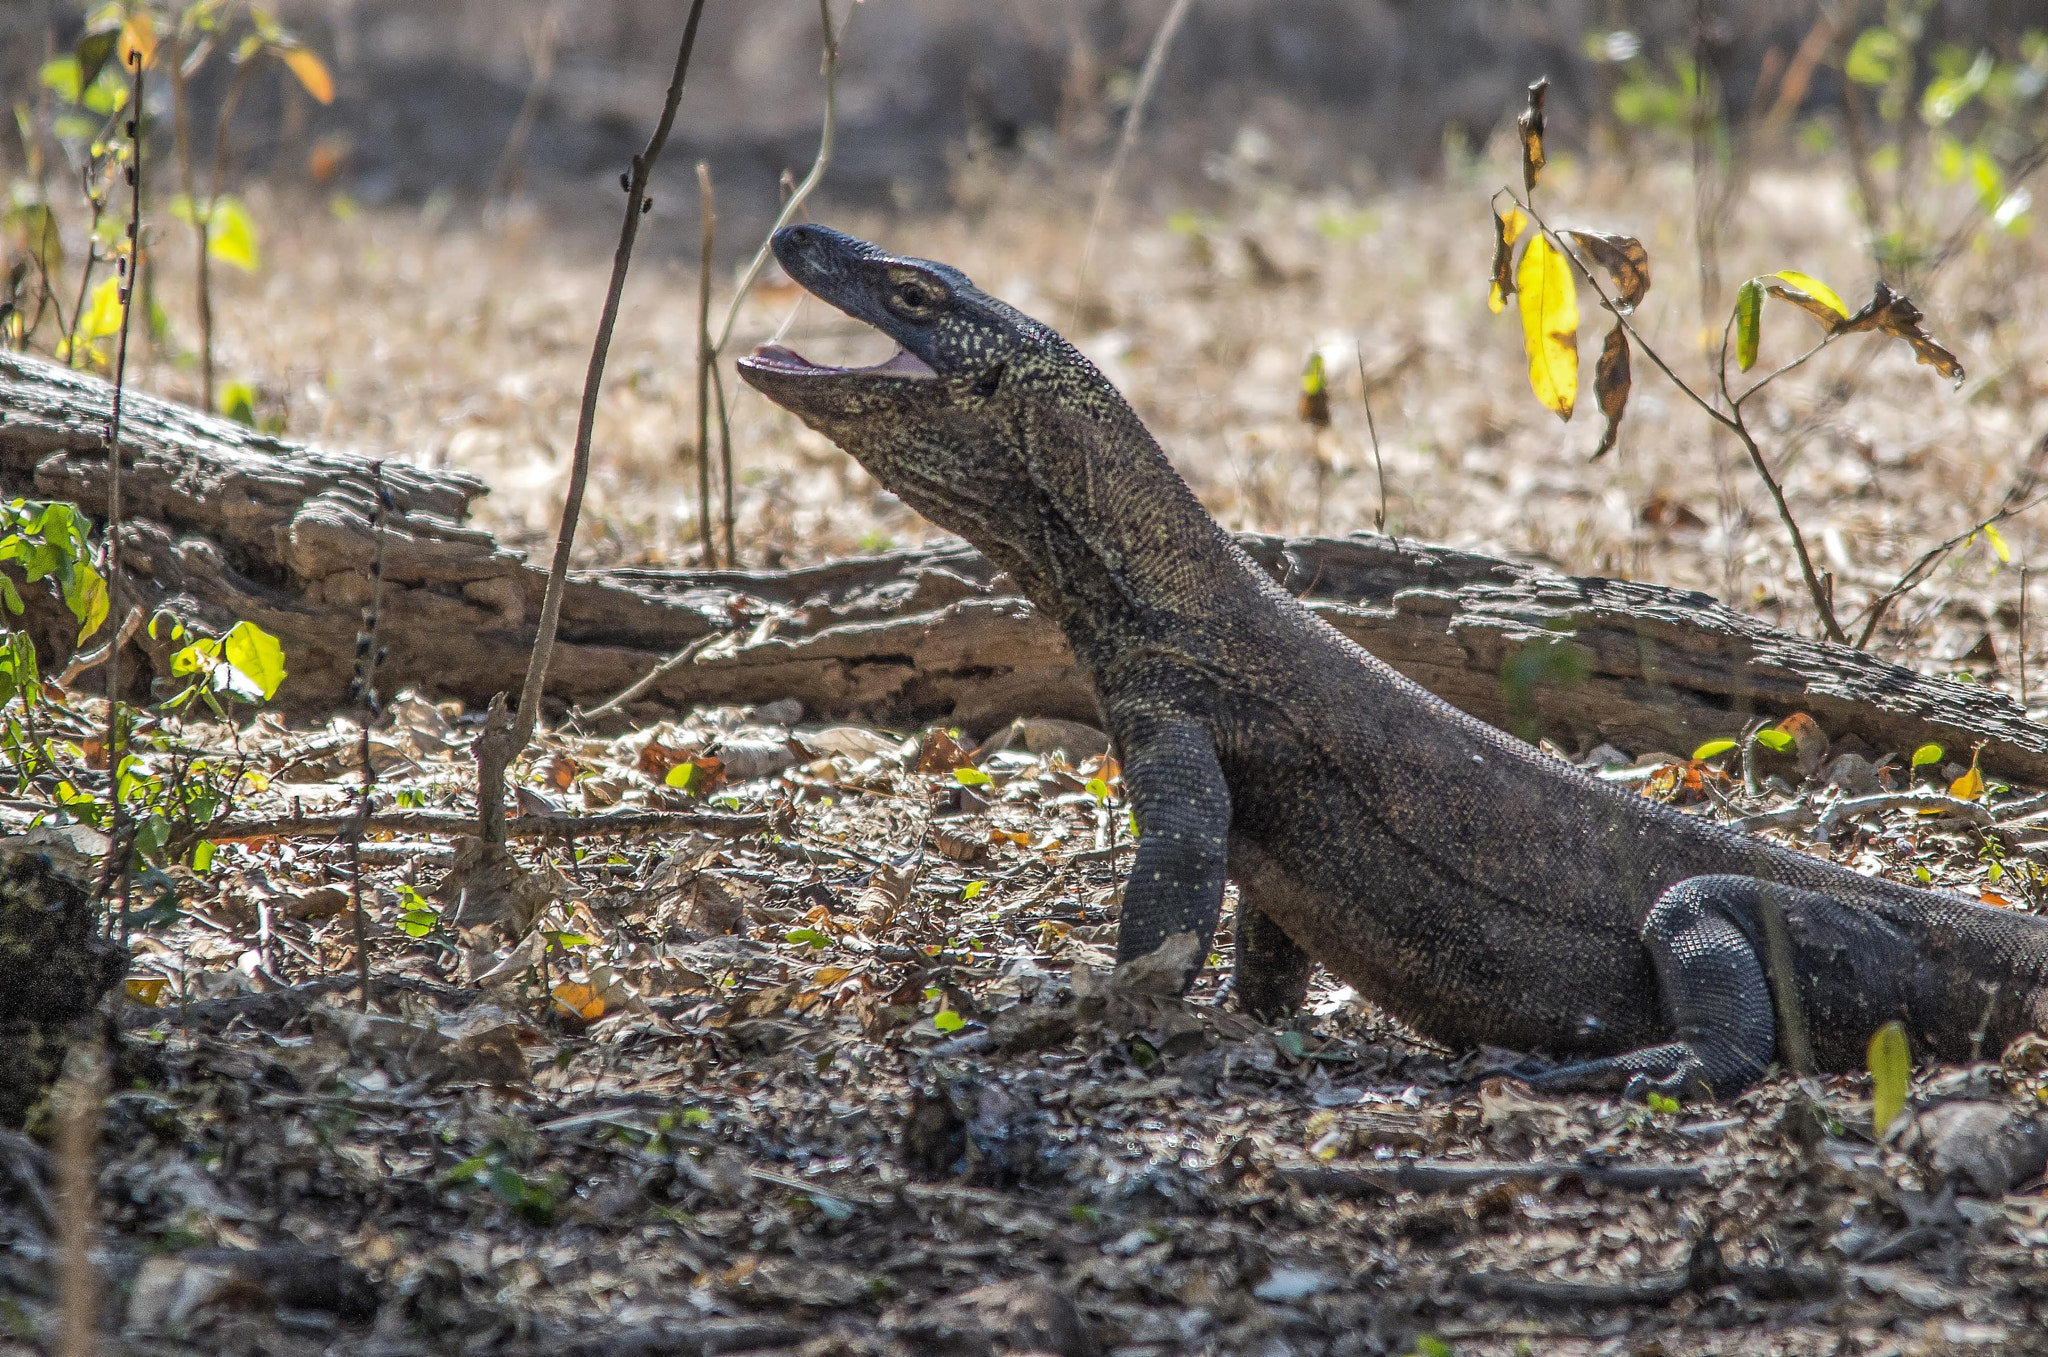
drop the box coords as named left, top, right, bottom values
left=1565, top=230, right=1651, bottom=312
left=1517, top=77, right=1548, bottom=195
left=1590, top=322, right=1631, bottom=461
left=1836, top=281, right=1965, bottom=386
left=1488, top=202, right=1528, bottom=313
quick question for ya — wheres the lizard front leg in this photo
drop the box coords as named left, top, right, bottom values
left=1113, top=718, right=1232, bottom=990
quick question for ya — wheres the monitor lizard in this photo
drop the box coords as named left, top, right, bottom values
left=738, top=224, right=2048, bottom=1099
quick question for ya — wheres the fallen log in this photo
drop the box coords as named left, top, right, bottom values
left=6, top=350, right=2047, bottom=782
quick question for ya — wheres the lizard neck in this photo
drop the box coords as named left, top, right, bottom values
left=994, top=379, right=1269, bottom=675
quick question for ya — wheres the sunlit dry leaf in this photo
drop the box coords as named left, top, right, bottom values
left=1981, top=889, right=2014, bottom=908
left=1517, top=77, right=1548, bottom=195
left=917, top=727, right=971, bottom=775
left=1836, top=281, right=1965, bottom=386
left=1487, top=203, right=1528, bottom=313
left=931, top=825, right=988, bottom=863
left=1516, top=234, right=1577, bottom=420
left=125, top=976, right=169, bottom=1006
left=1772, top=712, right=1829, bottom=779
left=282, top=47, right=335, bottom=104
left=551, top=981, right=605, bottom=1021
left=1564, top=230, right=1650, bottom=311
left=119, top=13, right=157, bottom=70
left=1949, top=748, right=1985, bottom=801
left=1590, top=321, right=1629, bottom=460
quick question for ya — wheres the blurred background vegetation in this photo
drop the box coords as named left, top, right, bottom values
left=5, top=1, right=2048, bottom=687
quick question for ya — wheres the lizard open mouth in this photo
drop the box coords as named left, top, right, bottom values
left=741, top=342, right=939, bottom=380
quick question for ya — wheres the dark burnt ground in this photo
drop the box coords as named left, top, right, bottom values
left=3, top=696, right=2047, bottom=1357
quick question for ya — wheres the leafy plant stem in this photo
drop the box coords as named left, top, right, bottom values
left=348, top=462, right=391, bottom=1011
left=511, top=0, right=710, bottom=759
left=1520, top=193, right=1847, bottom=643
left=1851, top=491, right=2048, bottom=649
left=64, top=192, right=105, bottom=370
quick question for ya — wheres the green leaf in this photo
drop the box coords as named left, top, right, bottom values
left=1845, top=27, right=1903, bottom=88
left=785, top=927, right=831, bottom=949
left=1911, top=743, right=1944, bottom=768
left=218, top=380, right=257, bottom=427
left=398, top=907, right=439, bottom=938
left=38, top=57, right=83, bottom=104
left=953, top=766, right=992, bottom=786
left=932, top=1009, right=966, bottom=1033
left=206, top=196, right=260, bottom=271
left=1645, top=1091, right=1681, bottom=1115
left=961, top=880, right=986, bottom=900
left=664, top=761, right=695, bottom=788
left=1733, top=277, right=1763, bottom=371
left=1084, top=776, right=1112, bottom=804
left=220, top=620, right=287, bottom=700
left=1867, top=1020, right=1911, bottom=1136
left=1691, top=738, right=1737, bottom=760
left=1752, top=728, right=1795, bottom=752
left=62, top=561, right=108, bottom=642
left=189, top=840, right=216, bottom=872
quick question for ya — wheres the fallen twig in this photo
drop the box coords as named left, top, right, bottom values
left=1812, top=792, right=1995, bottom=841
left=1276, top=1158, right=1707, bottom=1197
left=203, top=806, right=776, bottom=843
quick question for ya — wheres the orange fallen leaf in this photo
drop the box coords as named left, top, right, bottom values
left=551, top=982, right=605, bottom=1021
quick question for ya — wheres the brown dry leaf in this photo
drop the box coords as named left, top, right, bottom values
left=1837, top=281, right=1965, bottom=386
left=635, top=738, right=692, bottom=780
left=917, top=727, right=973, bottom=775
left=1516, top=77, right=1547, bottom=195
left=1589, top=321, right=1630, bottom=461
left=535, top=753, right=580, bottom=790
left=1487, top=203, right=1528, bottom=314
left=1772, top=712, right=1830, bottom=779
left=730, top=979, right=802, bottom=1020
left=932, top=825, right=989, bottom=863
left=1564, top=231, right=1650, bottom=312
left=856, top=856, right=920, bottom=929
left=1638, top=495, right=1707, bottom=529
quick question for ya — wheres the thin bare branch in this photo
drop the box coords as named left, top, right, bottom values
left=511, top=1, right=710, bottom=758
left=1066, top=0, right=1194, bottom=332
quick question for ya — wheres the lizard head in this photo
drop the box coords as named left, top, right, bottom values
left=735, top=224, right=1067, bottom=550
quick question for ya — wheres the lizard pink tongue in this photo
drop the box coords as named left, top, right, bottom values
left=747, top=343, right=819, bottom=371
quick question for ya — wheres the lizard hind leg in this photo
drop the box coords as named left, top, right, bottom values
left=1233, top=897, right=1316, bottom=1023
left=1526, top=875, right=1784, bottom=1101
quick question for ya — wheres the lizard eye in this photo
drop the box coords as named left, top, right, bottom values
left=896, top=281, right=935, bottom=310
left=972, top=364, right=1004, bottom=398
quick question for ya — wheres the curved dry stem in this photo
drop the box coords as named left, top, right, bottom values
left=710, top=0, right=845, bottom=358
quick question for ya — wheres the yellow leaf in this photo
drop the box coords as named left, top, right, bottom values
left=1516, top=234, right=1578, bottom=420
left=118, top=13, right=156, bottom=70
left=1984, top=522, right=2011, bottom=562
left=125, top=976, right=168, bottom=1006
left=1768, top=269, right=1849, bottom=321
left=1949, top=748, right=1985, bottom=801
left=552, top=982, right=605, bottom=1021
left=206, top=196, right=260, bottom=272
left=77, top=274, right=124, bottom=340
left=282, top=47, right=335, bottom=105
left=1867, top=1020, right=1911, bottom=1136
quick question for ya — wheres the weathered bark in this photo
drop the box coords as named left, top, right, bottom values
left=6, top=350, right=2047, bottom=782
